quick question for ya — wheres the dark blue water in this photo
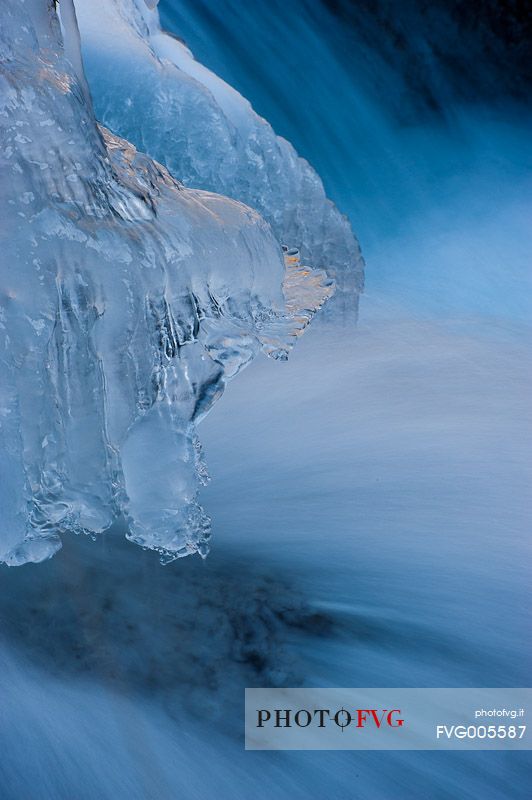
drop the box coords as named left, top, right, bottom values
left=160, top=0, right=532, bottom=320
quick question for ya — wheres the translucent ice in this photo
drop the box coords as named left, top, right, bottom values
left=0, top=0, right=332, bottom=566
left=73, top=0, right=364, bottom=315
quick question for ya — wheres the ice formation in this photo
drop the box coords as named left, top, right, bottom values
left=0, top=0, right=332, bottom=566
left=73, top=0, right=364, bottom=315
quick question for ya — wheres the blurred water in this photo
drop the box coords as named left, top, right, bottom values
left=161, top=0, right=532, bottom=320
left=1, top=320, right=530, bottom=798
left=1, top=1, right=531, bottom=797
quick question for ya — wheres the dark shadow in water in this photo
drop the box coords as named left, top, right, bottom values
left=0, top=521, right=490, bottom=714
left=0, top=525, right=332, bottom=717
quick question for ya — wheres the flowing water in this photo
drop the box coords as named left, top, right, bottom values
left=1, top=1, right=531, bottom=797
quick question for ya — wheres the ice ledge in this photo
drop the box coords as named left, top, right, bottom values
left=0, top=0, right=332, bottom=566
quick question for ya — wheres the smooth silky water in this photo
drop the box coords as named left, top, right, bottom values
left=1, top=1, right=530, bottom=797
